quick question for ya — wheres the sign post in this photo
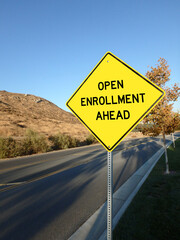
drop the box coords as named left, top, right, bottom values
left=107, top=151, right=113, bottom=240
left=66, top=52, right=165, bottom=239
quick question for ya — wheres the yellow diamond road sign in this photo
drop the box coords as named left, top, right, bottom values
left=66, top=52, right=165, bottom=152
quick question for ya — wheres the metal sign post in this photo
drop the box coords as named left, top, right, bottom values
left=107, top=151, right=113, bottom=240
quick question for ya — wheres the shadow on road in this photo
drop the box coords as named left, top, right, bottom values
left=0, top=152, right=107, bottom=240
left=0, top=137, right=171, bottom=240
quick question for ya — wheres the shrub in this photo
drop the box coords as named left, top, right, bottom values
left=49, top=133, right=80, bottom=150
left=0, top=137, right=21, bottom=158
left=85, top=134, right=98, bottom=145
left=21, top=129, right=49, bottom=155
left=0, top=130, right=97, bottom=159
left=0, top=130, right=48, bottom=159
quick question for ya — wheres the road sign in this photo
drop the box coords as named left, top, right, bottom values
left=66, top=52, right=165, bottom=151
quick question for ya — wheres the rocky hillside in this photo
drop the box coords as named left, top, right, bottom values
left=0, top=91, right=89, bottom=140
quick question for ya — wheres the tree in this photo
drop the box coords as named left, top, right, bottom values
left=142, top=58, right=180, bottom=174
left=167, top=111, right=180, bottom=148
left=170, top=112, right=180, bottom=131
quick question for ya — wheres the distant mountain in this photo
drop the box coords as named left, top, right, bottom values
left=0, top=91, right=89, bottom=140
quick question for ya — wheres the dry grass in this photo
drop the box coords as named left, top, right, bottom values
left=0, top=91, right=89, bottom=140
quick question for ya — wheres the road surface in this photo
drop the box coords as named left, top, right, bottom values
left=0, top=135, right=176, bottom=240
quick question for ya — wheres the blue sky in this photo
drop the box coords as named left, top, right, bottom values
left=0, top=0, right=179, bottom=112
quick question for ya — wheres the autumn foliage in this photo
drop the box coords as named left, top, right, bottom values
left=142, top=58, right=180, bottom=137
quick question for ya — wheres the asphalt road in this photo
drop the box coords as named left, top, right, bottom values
left=0, top=135, right=175, bottom=240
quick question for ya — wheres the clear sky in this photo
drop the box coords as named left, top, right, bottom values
left=0, top=0, right=179, bottom=112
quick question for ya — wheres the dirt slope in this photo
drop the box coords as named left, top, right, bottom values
left=0, top=91, right=89, bottom=140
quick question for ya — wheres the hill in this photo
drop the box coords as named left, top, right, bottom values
left=0, top=91, right=89, bottom=140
